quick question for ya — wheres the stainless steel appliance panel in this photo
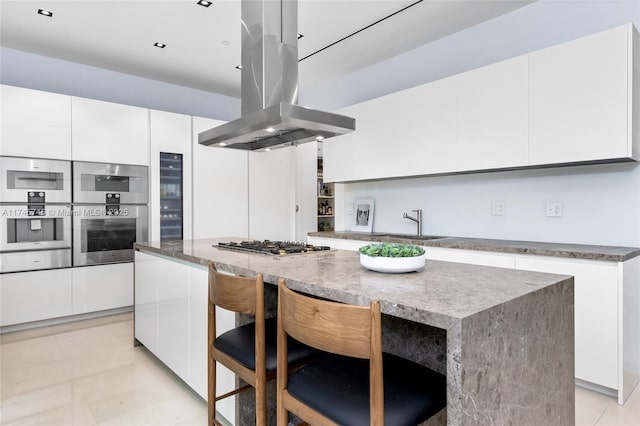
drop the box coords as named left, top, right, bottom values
left=0, top=249, right=72, bottom=273
left=0, top=156, right=72, bottom=203
left=73, top=162, right=148, bottom=204
left=0, top=205, right=72, bottom=252
left=73, top=204, right=148, bottom=266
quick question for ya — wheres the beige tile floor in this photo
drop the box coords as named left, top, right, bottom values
left=1, top=313, right=640, bottom=426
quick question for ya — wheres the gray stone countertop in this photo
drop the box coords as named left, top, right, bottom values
left=135, top=238, right=571, bottom=331
left=308, top=231, right=640, bottom=262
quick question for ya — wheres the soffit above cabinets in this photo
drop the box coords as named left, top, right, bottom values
left=0, top=1, right=532, bottom=98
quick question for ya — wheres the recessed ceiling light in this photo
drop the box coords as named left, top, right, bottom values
left=265, top=148, right=272, bottom=152
left=235, top=65, right=242, bottom=70
left=315, top=136, right=324, bottom=141
left=221, top=40, right=230, bottom=46
left=265, top=127, right=276, bottom=133
left=37, top=9, right=53, bottom=17
left=197, top=0, right=213, bottom=7
left=154, top=42, right=166, bottom=49
left=218, top=142, right=227, bottom=147
left=297, top=33, right=304, bottom=39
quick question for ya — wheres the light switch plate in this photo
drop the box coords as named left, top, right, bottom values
left=491, top=202, right=506, bottom=216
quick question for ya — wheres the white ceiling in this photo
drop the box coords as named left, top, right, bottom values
left=0, top=0, right=533, bottom=98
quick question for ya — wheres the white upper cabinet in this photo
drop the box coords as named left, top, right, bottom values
left=71, top=96, right=149, bottom=165
left=529, top=24, right=637, bottom=165
left=325, top=77, right=457, bottom=182
left=455, top=55, right=529, bottom=171
left=326, top=23, right=639, bottom=182
left=1, top=85, right=72, bottom=160
left=326, top=55, right=528, bottom=182
left=192, top=117, right=248, bottom=239
left=150, top=110, right=193, bottom=242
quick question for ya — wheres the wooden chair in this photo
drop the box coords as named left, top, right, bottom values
left=208, top=263, right=316, bottom=426
left=276, top=280, right=447, bottom=426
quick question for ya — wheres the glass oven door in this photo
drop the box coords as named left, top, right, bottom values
left=73, top=205, right=148, bottom=266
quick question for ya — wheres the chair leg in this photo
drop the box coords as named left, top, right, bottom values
left=256, top=377, right=267, bottom=426
left=208, top=357, right=216, bottom=426
left=277, top=395, right=287, bottom=426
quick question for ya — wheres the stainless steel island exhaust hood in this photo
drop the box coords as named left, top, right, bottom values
left=198, top=0, right=355, bottom=151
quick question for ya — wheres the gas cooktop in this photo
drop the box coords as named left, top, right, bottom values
left=217, top=240, right=331, bottom=256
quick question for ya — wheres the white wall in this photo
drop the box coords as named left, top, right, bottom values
left=330, top=0, right=640, bottom=248
left=339, top=163, right=640, bottom=247
left=0, top=47, right=240, bottom=121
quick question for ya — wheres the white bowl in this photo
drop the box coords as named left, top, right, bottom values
left=359, top=253, right=425, bottom=273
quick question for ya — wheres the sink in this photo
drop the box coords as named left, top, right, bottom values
left=379, top=234, right=445, bottom=241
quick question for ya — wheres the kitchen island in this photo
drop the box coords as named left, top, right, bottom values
left=134, top=238, right=574, bottom=426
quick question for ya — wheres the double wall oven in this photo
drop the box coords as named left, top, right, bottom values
left=0, top=156, right=148, bottom=273
left=72, top=161, right=148, bottom=267
left=0, top=156, right=73, bottom=273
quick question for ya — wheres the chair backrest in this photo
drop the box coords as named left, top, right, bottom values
left=277, top=279, right=381, bottom=360
left=277, top=280, right=384, bottom=425
left=209, top=262, right=263, bottom=316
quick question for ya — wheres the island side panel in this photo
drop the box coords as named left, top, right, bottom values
left=458, top=277, right=575, bottom=426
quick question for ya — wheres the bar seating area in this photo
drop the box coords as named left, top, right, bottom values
left=208, top=263, right=447, bottom=425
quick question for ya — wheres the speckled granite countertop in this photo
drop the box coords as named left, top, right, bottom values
left=135, top=238, right=571, bottom=331
left=308, top=231, right=640, bottom=262
left=135, top=238, right=575, bottom=424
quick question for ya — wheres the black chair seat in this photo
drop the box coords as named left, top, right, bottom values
left=214, top=317, right=317, bottom=372
left=287, top=352, right=447, bottom=426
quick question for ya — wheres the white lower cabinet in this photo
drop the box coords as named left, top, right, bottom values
left=0, top=268, right=73, bottom=326
left=72, top=263, right=133, bottom=314
left=514, top=256, right=619, bottom=390
left=134, top=251, right=235, bottom=423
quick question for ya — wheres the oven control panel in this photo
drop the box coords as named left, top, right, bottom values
left=27, top=191, right=45, bottom=216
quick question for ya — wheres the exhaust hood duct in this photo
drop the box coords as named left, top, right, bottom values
left=198, top=0, right=355, bottom=151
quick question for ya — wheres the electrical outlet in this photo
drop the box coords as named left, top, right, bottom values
left=491, top=202, right=506, bottom=216
left=546, top=202, right=562, bottom=217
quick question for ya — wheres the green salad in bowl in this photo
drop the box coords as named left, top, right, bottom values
left=359, top=243, right=426, bottom=273
left=359, top=243, right=425, bottom=258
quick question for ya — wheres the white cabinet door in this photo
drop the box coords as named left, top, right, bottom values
left=156, top=258, right=190, bottom=382
left=455, top=55, right=528, bottom=170
left=187, top=266, right=209, bottom=400
left=325, top=76, right=457, bottom=182
left=515, top=255, right=619, bottom=390
left=425, top=247, right=515, bottom=268
left=1, top=85, right=72, bottom=160
left=192, top=117, right=248, bottom=239
left=0, top=268, right=73, bottom=326
left=72, top=263, right=133, bottom=315
left=150, top=110, right=193, bottom=242
left=134, top=251, right=159, bottom=352
left=71, top=97, right=149, bottom=165
left=249, top=148, right=295, bottom=241
left=529, top=24, right=632, bottom=165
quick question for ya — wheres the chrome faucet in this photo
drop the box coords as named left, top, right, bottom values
left=403, top=209, right=422, bottom=237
